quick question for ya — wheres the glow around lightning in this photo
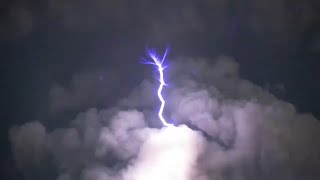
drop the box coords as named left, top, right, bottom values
left=144, top=49, right=173, bottom=127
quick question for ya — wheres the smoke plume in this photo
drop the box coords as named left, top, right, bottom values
left=9, top=56, right=320, bottom=180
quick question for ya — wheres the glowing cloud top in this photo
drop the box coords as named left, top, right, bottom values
left=143, top=49, right=174, bottom=127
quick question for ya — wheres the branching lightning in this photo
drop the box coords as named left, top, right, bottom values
left=143, top=49, right=174, bottom=127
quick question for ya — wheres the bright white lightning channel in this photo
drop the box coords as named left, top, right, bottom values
left=144, top=49, right=174, bottom=127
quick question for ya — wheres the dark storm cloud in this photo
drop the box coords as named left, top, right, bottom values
left=9, top=56, right=320, bottom=180
left=49, top=69, right=117, bottom=114
left=46, top=0, right=207, bottom=44
left=4, top=0, right=320, bottom=179
left=245, top=0, right=315, bottom=47
left=48, top=0, right=130, bottom=28
left=1, top=0, right=319, bottom=44
left=133, top=0, right=206, bottom=43
left=9, top=122, right=46, bottom=172
left=0, top=1, right=33, bottom=39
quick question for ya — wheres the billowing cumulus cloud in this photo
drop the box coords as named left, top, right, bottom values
left=9, top=56, right=320, bottom=180
left=123, top=125, right=206, bottom=180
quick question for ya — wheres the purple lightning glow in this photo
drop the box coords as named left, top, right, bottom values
left=143, top=49, right=174, bottom=127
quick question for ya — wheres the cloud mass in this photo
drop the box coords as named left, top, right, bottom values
left=9, top=56, right=320, bottom=180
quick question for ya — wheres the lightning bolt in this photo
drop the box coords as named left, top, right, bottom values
left=143, top=49, right=174, bottom=127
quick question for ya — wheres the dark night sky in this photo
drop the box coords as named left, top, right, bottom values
left=1, top=0, right=320, bottom=179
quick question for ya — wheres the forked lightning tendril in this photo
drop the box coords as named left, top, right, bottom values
left=143, top=49, right=173, bottom=127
